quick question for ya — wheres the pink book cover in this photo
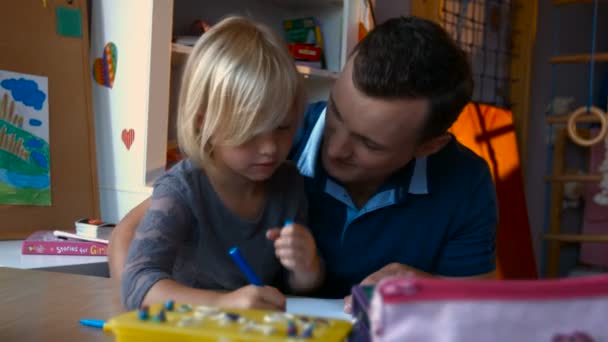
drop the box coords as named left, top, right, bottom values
left=21, top=230, right=108, bottom=256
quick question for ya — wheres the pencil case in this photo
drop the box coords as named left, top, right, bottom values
left=103, top=302, right=352, bottom=342
left=369, top=275, right=608, bottom=341
left=350, top=285, right=373, bottom=342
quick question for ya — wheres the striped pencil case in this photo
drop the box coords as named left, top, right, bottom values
left=369, top=275, right=608, bottom=341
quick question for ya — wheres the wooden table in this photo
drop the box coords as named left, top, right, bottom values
left=0, top=267, right=353, bottom=341
left=0, top=267, right=122, bottom=341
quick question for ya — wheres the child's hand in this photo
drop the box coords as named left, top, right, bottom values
left=217, top=285, right=286, bottom=311
left=266, top=222, right=320, bottom=274
left=267, top=223, right=323, bottom=292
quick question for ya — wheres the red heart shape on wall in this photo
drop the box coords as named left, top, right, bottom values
left=121, top=129, right=135, bottom=150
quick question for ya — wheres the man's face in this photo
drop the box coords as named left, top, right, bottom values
left=322, top=60, right=429, bottom=188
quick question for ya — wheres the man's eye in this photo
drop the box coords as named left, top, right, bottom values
left=362, top=139, right=382, bottom=150
left=277, top=125, right=291, bottom=131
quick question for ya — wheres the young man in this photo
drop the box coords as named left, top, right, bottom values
left=109, top=16, right=497, bottom=311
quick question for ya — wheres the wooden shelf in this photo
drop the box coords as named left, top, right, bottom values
left=545, top=174, right=603, bottom=182
left=171, top=42, right=192, bottom=55
left=171, top=43, right=339, bottom=81
left=550, top=52, right=608, bottom=64
left=171, top=43, right=191, bottom=67
left=544, top=233, right=608, bottom=243
left=553, top=0, right=606, bottom=4
left=268, top=0, right=342, bottom=8
left=295, top=64, right=339, bottom=80
left=546, top=114, right=604, bottom=124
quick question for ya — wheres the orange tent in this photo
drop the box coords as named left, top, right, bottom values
left=450, top=103, right=538, bottom=279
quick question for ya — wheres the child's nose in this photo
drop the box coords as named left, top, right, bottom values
left=258, top=134, right=277, bottom=156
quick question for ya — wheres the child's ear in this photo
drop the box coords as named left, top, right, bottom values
left=413, top=133, right=452, bottom=158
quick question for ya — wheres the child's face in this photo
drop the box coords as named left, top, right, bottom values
left=213, top=110, right=299, bottom=182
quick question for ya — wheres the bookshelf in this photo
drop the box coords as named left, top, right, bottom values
left=91, top=0, right=367, bottom=223
left=171, top=43, right=340, bottom=82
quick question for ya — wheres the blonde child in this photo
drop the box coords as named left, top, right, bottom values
left=121, top=17, right=323, bottom=311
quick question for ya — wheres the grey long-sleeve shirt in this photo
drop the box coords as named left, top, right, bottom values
left=121, top=159, right=307, bottom=309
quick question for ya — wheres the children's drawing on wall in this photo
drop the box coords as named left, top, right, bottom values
left=0, top=70, right=50, bottom=206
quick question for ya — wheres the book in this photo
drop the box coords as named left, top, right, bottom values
left=74, top=218, right=115, bottom=240
left=53, top=230, right=109, bottom=244
left=283, top=17, right=326, bottom=69
left=21, top=230, right=108, bottom=256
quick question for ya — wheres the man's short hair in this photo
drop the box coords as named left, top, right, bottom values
left=352, top=16, right=473, bottom=142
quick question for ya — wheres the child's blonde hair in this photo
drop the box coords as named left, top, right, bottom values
left=177, top=16, right=305, bottom=168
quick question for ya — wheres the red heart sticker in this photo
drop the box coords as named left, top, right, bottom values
left=121, top=129, right=135, bottom=150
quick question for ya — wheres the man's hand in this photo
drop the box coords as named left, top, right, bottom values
left=343, top=263, right=430, bottom=314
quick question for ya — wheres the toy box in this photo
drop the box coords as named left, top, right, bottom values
left=103, top=302, right=352, bottom=341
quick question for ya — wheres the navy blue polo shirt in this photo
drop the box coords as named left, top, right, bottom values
left=290, top=102, right=497, bottom=298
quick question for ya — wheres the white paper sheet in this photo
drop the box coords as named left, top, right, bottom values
left=286, top=297, right=351, bottom=320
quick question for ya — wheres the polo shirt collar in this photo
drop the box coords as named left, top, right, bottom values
left=296, top=108, right=326, bottom=178
left=295, top=105, right=430, bottom=200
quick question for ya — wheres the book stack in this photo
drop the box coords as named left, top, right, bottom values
left=75, top=218, right=116, bottom=241
left=21, top=218, right=116, bottom=256
left=22, top=230, right=108, bottom=256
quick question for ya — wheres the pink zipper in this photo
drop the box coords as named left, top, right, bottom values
left=378, top=275, right=608, bottom=304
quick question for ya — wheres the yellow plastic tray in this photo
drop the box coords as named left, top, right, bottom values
left=104, top=303, right=352, bottom=342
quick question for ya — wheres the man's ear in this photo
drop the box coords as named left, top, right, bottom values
left=413, top=133, right=452, bottom=158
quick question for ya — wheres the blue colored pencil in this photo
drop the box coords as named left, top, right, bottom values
left=229, top=247, right=263, bottom=286
left=79, top=319, right=105, bottom=329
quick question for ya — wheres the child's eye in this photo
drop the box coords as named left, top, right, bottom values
left=277, top=125, right=291, bottom=131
